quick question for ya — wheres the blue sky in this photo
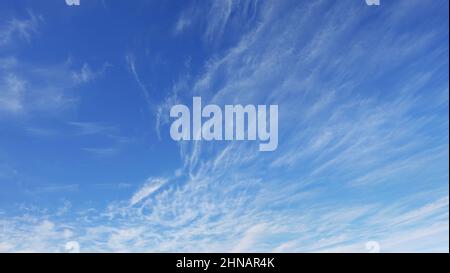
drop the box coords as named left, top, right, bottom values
left=0, top=0, right=448, bottom=252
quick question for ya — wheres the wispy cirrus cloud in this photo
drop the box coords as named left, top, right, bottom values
left=0, top=11, right=43, bottom=47
left=136, top=0, right=448, bottom=252
left=125, top=53, right=153, bottom=111
left=0, top=58, right=109, bottom=116
left=129, top=177, right=168, bottom=206
left=0, top=0, right=447, bottom=253
left=1, top=11, right=108, bottom=116
left=71, top=63, right=109, bottom=84
left=0, top=73, right=25, bottom=113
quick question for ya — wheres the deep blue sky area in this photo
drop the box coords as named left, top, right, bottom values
left=0, top=0, right=448, bottom=252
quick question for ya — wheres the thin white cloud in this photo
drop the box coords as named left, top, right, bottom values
left=0, top=74, right=25, bottom=113
left=0, top=60, right=90, bottom=116
left=71, top=63, right=109, bottom=84
left=130, top=178, right=168, bottom=206
left=25, top=184, right=79, bottom=194
left=69, top=121, right=116, bottom=135
left=0, top=11, right=43, bottom=47
left=125, top=54, right=153, bottom=111
left=231, top=223, right=267, bottom=252
left=173, top=16, right=191, bottom=36
left=82, top=147, right=118, bottom=157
